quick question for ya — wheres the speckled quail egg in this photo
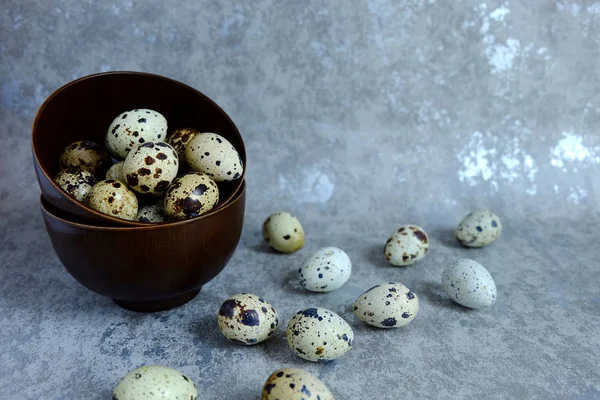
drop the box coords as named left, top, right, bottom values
left=442, top=259, right=497, bottom=309
left=123, top=142, right=179, bottom=195
left=286, top=307, right=354, bottom=362
left=185, top=132, right=243, bottom=182
left=298, top=247, right=351, bottom=292
left=58, top=140, right=111, bottom=178
left=167, top=127, right=200, bottom=160
left=106, top=108, right=168, bottom=159
left=456, top=210, right=502, bottom=247
left=217, top=293, right=279, bottom=345
left=261, top=368, right=334, bottom=400
left=112, top=365, right=198, bottom=400
left=54, top=168, right=97, bottom=202
left=164, top=172, right=219, bottom=219
left=353, top=282, right=419, bottom=328
left=137, top=202, right=166, bottom=223
left=86, top=179, right=138, bottom=220
left=384, top=225, right=429, bottom=266
left=262, top=212, right=305, bottom=253
left=106, top=161, right=126, bottom=182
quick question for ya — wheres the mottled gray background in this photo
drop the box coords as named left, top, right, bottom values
left=1, top=0, right=600, bottom=399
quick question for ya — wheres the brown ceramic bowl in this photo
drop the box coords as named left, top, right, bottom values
left=33, top=71, right=246, bottom=227
left=40, top=181, right=246, bottom=312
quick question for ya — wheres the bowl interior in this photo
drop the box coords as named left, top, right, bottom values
left=33, top=71, right=246, bottom=224
left=40, top=180, right=246, bottom=230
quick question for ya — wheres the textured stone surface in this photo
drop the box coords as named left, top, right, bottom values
left=1, top=0, right=600, bottom=398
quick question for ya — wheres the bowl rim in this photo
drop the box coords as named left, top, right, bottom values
left=32, top=70, right=246, bottom=226
left=40, top=180, right=246, bottom=232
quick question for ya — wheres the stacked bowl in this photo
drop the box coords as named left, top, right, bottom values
left=32, top=72, right=247, bottom=312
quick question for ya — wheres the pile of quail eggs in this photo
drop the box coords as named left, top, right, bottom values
left=110, top=208, right=502, bottom=399
left=54, top=108, right=243, bottom=222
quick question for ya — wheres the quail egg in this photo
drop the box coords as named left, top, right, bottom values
left=261, top=368, right=334, bottom=400
left=353, top=282, right=419, bottom=328
left=185, top=132, right=243, bottom=182
left=442, top=259, right=497, bottom=309
left=384, top=225, right=429, bottom=266
left=217, top=293, right=279, bottom=345
left=286, top=307, right=353, bottom=362
left=54, top=167, right=97, bottom=202
left=456, top=210, right=502, bottom=247
left=167, top=127, right=200, bottom=161
left=164, top=172, right=219, bottom=219
left=58, top=140, right=111, bottom=178
left=137, top=202, right=166, bottom=223
left=106, top=161, right=126, bottom=182
left=123, top=142, right=179, bottom=195
left=112, top=365, right=198, bottom=400
left=298, top=247, right=351, bottom=292
left=86, top=179, right=138, bottom=220
left=262, top=212, right=305, bottom=253
left=106, top=108, right=168, bottom=159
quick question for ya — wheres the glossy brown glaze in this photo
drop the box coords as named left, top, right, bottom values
left=33, top=71, right=246, bottom=226
left=40, top=183, right=246, bottom=312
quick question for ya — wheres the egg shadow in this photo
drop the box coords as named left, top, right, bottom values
left=247, top=241, right=272, bottom=254
left=366, top=243, right=394, bottom=268
left=96, top=389, right=113, bottom=400
left=255, top=331, right=293, bottom=364
left=227, top=393, right=259, bottom=400
left=281, top=269, right=307, bottom=295
left=415, top=281, right=468, bottom=311
left=248, top=243, right=299, bottom=255
left=342, top=302, right=355, bottom=315
left=430, top=228, right=463, bottom=249
left=338, top=302, right=358, bottom=323
left=189, top=314, right=239, bottom=349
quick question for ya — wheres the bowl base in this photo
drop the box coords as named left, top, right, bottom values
left=112, top=289, right=201, bottom=312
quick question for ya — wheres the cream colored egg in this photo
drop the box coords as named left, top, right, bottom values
left=164, top=172, right=219, bottom=220
left=384, top=225, right=429, bottom=266
left=112, top=365, right=198, bottom=400
left=262, top=212, right=304, bottom=253
left=185, top=132, right=243, bottom=182
left=261, top=368, right=335, bottom=400
left=86, top=179, right=138, bottom=220
left=353, top=282, right=419, bottom=328
left=58, top=140, right=111, bottom=178
left=106, top=161, right=126, bottom=183
left=298, top=247, right=351, bottom=292
left=123, top=142, right=179, bottom=195
left=106, top=109, right=168, bottom=159
left=286, top=307, right=353, bottom=362
left=217, top=293, right=279, bottom=345
left=456, top=210, right=502, bottom=247
left=55, top=168, right=97, bottom=202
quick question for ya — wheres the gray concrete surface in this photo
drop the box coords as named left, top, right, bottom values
left=2, top=0, right=600, bottom=398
